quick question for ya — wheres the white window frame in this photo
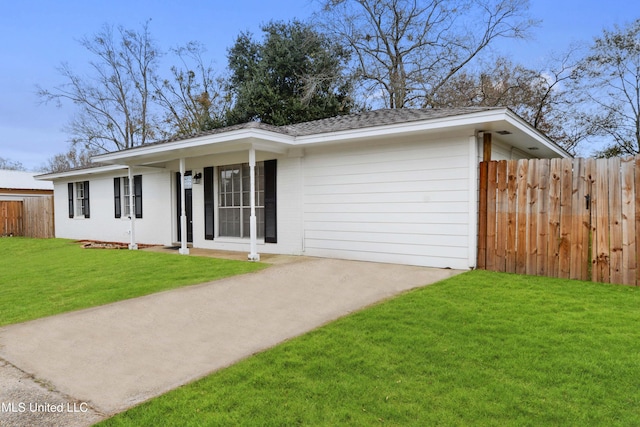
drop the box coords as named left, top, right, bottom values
left=122, top=176, right=132, bottom=218
left=218, top=162, right=264, bottom=238
left=75, top=182, right=85, bottom=218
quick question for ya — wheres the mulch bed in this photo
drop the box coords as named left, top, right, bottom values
left=77, top=240, right=156, bottom=250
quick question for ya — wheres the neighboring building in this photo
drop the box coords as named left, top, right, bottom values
left=37, top=108, right=570, bottom=269
left=0, top=169, right=53, bottom=201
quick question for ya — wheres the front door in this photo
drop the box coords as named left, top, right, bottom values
left=176, top=171, right=193, bottom=243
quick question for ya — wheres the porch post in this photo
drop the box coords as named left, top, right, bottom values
left=179, top=158, right=190, bottom=255
left=248, top=147, right=260, bottom=261
left=128, top=166, right=138, bottom=250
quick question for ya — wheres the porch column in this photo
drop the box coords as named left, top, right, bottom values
left=248, top=147, right=260, bottom=261
left=179, top=158, right=190, bottom=255
left=128, top=166, right=138, bottom=250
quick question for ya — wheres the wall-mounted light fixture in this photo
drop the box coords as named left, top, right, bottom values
left=193, top=172, right=203, bottom=184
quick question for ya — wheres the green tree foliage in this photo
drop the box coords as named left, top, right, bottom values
left=226, top=20, right=354, bottom=126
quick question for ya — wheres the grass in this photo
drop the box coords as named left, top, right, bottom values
left=0, top=237, right=265, bottom=326
left=100, top=270, right=640, bottom=426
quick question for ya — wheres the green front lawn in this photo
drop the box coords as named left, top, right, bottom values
left=101, top=270, right=640, bottom=426
left=0, top=238, right=265, bottom=326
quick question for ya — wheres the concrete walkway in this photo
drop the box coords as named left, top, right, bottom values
left=0, top=257, right=462, bottom=426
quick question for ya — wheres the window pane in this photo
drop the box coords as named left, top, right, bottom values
left=230, top=208, right=240, bottom=236
left=123, top=177, right=131, bottom=216
left=242, top=208, right=250, bottom=238
left=218, top=162, right=265, bottom=239
left=257, top=207, right=264, bottom=238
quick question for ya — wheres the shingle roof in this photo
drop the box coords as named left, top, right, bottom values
left=148, top=107, right=502, bottom=146
left=284, top=107, right=500, bottom=136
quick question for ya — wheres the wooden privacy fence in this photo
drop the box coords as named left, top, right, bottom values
left=0, top=196, right=54, bottom=238
left=478, top=157, right=640, bottom=286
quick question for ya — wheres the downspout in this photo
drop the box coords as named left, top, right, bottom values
left=128, top=166, right=138, bottom=250
left=179, top=158, right=190, bottom=255
left=468, top=133, right=480, bottom=269
left=248, top=146, right=260, bottom=261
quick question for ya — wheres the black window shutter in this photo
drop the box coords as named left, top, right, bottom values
left=264, top=159, right=277, bottom=243
left=134, top=175, right=143, bottom=218
left=68, top=182, right=74, bottom=218
left=83, top=181, right=90, bottom=218
left=114, top=178, right=121, bottom=218
left=204, top=167, right=214, bottom=240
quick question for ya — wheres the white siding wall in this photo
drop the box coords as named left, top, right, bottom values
left=491, top=138, right=536, bottom=161
left=53, top=169, right=172, bottom=245
left=302, top=136, right=472, bottom=269
left=188, top=154, right=303, bottom=255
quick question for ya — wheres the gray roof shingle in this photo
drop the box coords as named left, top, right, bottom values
left=284, top=107, right=500, bottom=136
left=148, top=107, right=502, bottom=146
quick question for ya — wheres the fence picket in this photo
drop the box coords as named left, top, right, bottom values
left=536, top=160, right=550, bottom=276
left=569, top=158, right=584, bottom=280
left=506, top=160, right=518, bottom=273
left=608, top=158, right=623, bottom=284
left=560, top=158, right=574, bottom=279
left=486, top=161, right=498, bottom=272
left=593, top=159, right=610, bottom=283
left=496, top=161, right=508, bottom=272
left=548, top=159, right=562, bottom=277
left=621, top=157, right=636, bottom=285
left=515, top=160, right=528, bottom=275
left=526, top=160, right=538, bottom=275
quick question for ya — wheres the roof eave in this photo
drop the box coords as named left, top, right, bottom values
left=503, top=110, right=572, bottom=159
left=93, top=128, right=295, bottom=165
left=35, top=164, right=128, bottom=180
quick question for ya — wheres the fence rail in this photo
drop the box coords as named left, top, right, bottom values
left=478, top=157, right=639, bottom=286
left=0, top=196, right=54, bottom=238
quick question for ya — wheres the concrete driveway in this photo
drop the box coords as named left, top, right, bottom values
left=0, top=257, right=462, bottom=426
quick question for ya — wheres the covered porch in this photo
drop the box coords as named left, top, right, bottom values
left=93, top=127, right=293, bottom=261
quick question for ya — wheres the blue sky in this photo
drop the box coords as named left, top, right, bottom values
left=1, top=0, right=637, bottom=170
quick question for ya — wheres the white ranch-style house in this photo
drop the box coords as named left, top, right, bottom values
left=38, top=108, right=570, bottom=269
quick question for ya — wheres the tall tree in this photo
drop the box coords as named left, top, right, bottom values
left=226, top=20, right=354, bottom=126
left=316, top=0, right=537, bottom=109
left=39, top=147, right=97, bottom=173
left=37, top=22, right=162, bottom=152
left=0, top=158, right=26, bottom=171
left=575, top=19, right=640, bottom=156
left=432, top=53, right=584, bottom=153
left=153, top=42, right=229, bottom=136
